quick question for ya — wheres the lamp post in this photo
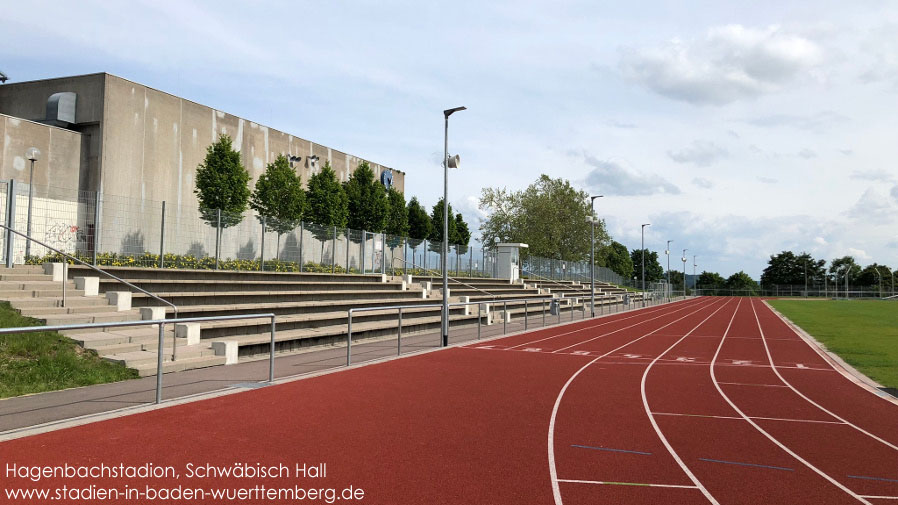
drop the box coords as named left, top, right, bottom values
left=693, top=255, right=697, bottom=294
left=874, top=267, right=883, bottom=299
left=641, top=224, right=650, bottom=303
left=682, top=249, right=687, bottom=296
left=665, top=240, right=672, bottom=301
left=589, top=195, right=603, bottom=317
left=844, top=264, right=854, bottom=299
left=25, top=147, right=41, bottom=258
left=441, top=106, right=465, bottom=347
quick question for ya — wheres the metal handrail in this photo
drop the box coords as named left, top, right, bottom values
left=391, top=256, right=499, bottom=298
left=0, top=223, right=182, bottom=359
left=0, top=312, right=276, bottom=404
left=346, top=295, right=569, bottom=364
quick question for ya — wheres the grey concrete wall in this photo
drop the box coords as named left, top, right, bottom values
left=0, top=113, right=83, bottom=194
left=0, top=73, right=105, bottom=125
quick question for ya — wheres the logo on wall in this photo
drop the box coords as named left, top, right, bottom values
left=381, top=169, right=393, bottom=189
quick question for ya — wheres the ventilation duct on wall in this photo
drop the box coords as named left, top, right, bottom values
left=46, top=91, right=76, bottom=126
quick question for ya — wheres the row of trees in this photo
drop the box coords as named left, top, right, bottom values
left=761, top=251, right=896, bottom=289
left=193, top=135, right=471, bottom=250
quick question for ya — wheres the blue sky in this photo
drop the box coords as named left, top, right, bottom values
left=3, top=0, right=898, bottom=278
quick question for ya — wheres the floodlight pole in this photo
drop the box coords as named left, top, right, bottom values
left=682, top=249, right=688, bottom=296
left=641, top=224, right=650, bottom=301
left=442, top=106, right=466, bottom=347
left=25, top=148, right=41, bottom=258
left=666, top=240, right=672, bottom=301
left=874, top=267, right=882, bottom=298
left=693, top=255, right=697, bottom=292
left=589, top=195, right=603, bottom=317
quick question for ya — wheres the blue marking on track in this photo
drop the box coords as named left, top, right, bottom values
left=698, top=458, right=793, bottom=471
left=571, top=444, right=652, bottom=455
left=846, top=474, right=898, bottom=483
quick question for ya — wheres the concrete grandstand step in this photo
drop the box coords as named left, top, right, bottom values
left=64, top=264, right=386, bottom=284
left=9, top=296, right=112, bottom=309
left=128, top=289, right=429, bottom=307
left=132, top=354, right=228, bottom=377
left=104, top=344, right=217, bottom=368
left=39, top=310, right=141, bottom=326
left=94, top=278, right=402, bottom=294
left=0, top=273, right=55, bottom=282
left=19, top=305, right=120, bottom=316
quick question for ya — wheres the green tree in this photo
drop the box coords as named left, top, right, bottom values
left=696, top=271, right=726, bottom=295
left=250, top=155, right=305, bottom=257
left=630, top=249, right=664, bottom=284
left=428, top=198, right=458, bottom=251
left=856, top=263, right=892, bottom=289
left=667, top=269, right=686, bottom=292
left=599, top=241, right=633, bottom=280
left=454, top=212, right=471, bottom=254
left=725, top=271, right=759, bottom=294
left=305, top=161, right=348, bottom=261
left=344, top=161, right=388, bottom=233
left=829, top=256, right=860, bottom=285
left=194, top=134, right=250, bottom=228
left=760, top=251, right=825, bottom=287
left=407, top=197, right=432, bottom=245
left=478, top=175, right=608, bottom=261
left=384, top=187, right=409, bottom=237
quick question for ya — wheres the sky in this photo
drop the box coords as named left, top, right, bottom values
left=3, top=0, right=897, bottom=279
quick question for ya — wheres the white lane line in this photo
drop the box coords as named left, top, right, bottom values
left=718, top=382, right=789, bottom=388
left=508, top=298, right=702, bottom=350
left=551, top=299, right=709, bottom=354
left=859, top=496, right=898, bottom=500
left=750, top=299, right=898, bottom=452
left=640, top=298, right=738, bottom=505
left=651, top=411, right=847, bottom=425
left=710, top=299, right=872, bottom=505
left=548, top=297, right=725, bottom=505
left=557, top=479, right=699, bottom=489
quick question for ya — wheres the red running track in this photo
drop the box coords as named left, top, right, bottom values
left=1, top=297, right=896, bottom=504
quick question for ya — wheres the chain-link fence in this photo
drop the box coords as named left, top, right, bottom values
left=1, top=180, right=629, bottom=287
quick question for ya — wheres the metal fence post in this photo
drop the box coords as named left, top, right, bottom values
left=361, top=230, right=366, bottom=274
left=403, top=240, right=408, bottom=275
left=5, top=180, right=16, bottom=268
left=215, top=209, right=221, bottom=270
left=477, top=303, right=482, bottom=340
left=62, top=262, right=67, bottom=308
left=503, top=301, right=507, bottom=334
left=269, top=315, right=276, bottom=382
left=381, top=233, right=386, bottom=274
left=159, top=201, right=166, bottom=268
left=542, top=299, right=546, bottom=326
left=92, top=191, right=101, bottom=266
left=346, top=310, right=353, bottom=365
left=397, top=307, right=402, bottom=355
left=332, top=226, right=337, bottom=273
left=299, top=222, right=304, bottom=272
left=423, top=239, right=428, bottom=271
left=524, top=299, right=528, bottom=330
left=155, top=321, right=165, bottom=404
left=344, top=228, right=349, bottom=273
left=260, top=216, right=266, bottom=272
left=557, top=303, right=561, bottom=325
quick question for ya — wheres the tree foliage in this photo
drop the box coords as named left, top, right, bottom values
left=344, top=161, right=387, bottom=233
left=829, top=256, right=860, bottom=284
left=250, top=154, right=305, bottom=235
left=428, top=198, right=457, bottom=252
left=194, top=135, right=250, bottom=228
left=599, top=241, right=633, bottom=279
left=856, top=263, right=892, bottom=287
left=630, top=249, right=664, bottom=283
left=454, top=213, right=471, bottom=253
left=384, top=187, right=409, bottom=237
left=406, top=197, right=432, bottom=247
left=725, top=271, right=759, bottom=293
left=760, top=251, right=825, bottom=286
left=305, top=161, right=348, bottom=245
left=478, top=175, right=608, bottom=260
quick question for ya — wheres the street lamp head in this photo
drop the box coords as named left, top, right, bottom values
left=26, top=147, right=40, bottom=162
left=444, top=106, right=467, bottom=117
left=642, top=223, right=651, bottom=228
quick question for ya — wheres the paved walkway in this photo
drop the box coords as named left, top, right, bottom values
left=0, top=307, right=603, bottom=438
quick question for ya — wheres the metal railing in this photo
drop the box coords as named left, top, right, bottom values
left=0, top=313, right=276, bottom=404
left=392, top=257, right=500, bottom=299
left=0, top=223, right=183, bottom=360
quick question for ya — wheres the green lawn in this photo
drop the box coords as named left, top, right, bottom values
left=768, top=299, right=898, bottom=389
left=0, top=302, right=138, bottom=398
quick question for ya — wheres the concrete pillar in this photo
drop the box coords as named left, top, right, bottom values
left=211, top=340, right=238, bottom=365
left=74, top=277, right=99, bottom=296
left=175, top=323, right=201, bottom=345
left=105, top=291, right=132, bottom=311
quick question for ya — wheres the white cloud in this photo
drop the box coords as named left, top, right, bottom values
left=847, top=247, right=870, bottom=260
left=578, top=153, right=680, bottom=196
left=859, top=24, right=898, bottom=87
left=692, top=177, right=713, bottom=189
left=757, top=177, right=778, bottom=184
left=742, top=111, right=847, bottom=132
left=845, top=187, right=896, bottom=224
left=891, top=185, right=898, bottom=203
left=850, top=169, right=894, bottom=183
left=814, top=236, right=827, bottom=245
left=797, top=148, right=816, bottom=159
left=619, top=24, right=823, bottom=105
left=668, top=141, right=728, bottom=166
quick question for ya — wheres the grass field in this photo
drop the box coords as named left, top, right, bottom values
left=0, top=302, right=138, bottom=398
left=769, top=299, right=898, bottom=389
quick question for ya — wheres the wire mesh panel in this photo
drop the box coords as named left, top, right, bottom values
left=11, top=183, right=89, bottom=263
